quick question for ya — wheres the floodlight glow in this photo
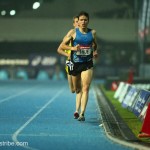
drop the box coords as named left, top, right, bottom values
left=10, top=10, right=16, bottom=16
left=1, top=10, right=6, bottom=16
left=33, top=2, right=40, bottom=9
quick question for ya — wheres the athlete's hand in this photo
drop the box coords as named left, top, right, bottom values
left=71, top=44, right=80, bottom=51
left=76, top=44, right=80, bottom=51
left=93, top=50, right=98, bottom=59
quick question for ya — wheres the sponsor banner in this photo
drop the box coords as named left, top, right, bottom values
left=0, top=58, right=29, bottom=66
left=139, top=105, right=148, bottom=122
left=29, top=54, right=66, bottom=67
left=114, top=82, right=125, bottom=99
left=118, top=83, right=131, bottom=103
left=122, top=86, right=137, bottom=108
left=139, top=97, right=150, bottom=121
left=127, top=88, right=140, bottom=112
left=29, top=55, right=58, bottom=67
left=132, top=90, right=150, bottom=117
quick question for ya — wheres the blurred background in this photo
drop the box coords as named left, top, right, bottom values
left=0, top=0, right=149, bottom=84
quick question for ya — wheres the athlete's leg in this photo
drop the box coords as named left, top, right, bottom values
left=80, top=68, right=93, bottom=116
left=75, top=75, right=82, bottom=112
left=75, top=91, right=82, bottom=112
left=72, top=74, right=81, bottom=94
left=76, top=75, right=82, bottom=111
left=71, top=74, right=81, bottom=118
left=67, top=74, right=75, bottom=93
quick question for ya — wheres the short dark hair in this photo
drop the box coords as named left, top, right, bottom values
left=73, top=15, right=79, bottom=23
left=78, top=11, right=89, bottom=21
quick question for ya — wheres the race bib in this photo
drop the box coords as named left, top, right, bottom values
left=76, top=46, right=92, bottom=56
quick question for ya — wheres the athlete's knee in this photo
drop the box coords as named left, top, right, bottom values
left=75, top=87, right=81, bottom=94
left=82, top=85, right=90, bottom=93
left=75, top=89, right=80, bottom=94
left=74, top=84, right=81, bottom=94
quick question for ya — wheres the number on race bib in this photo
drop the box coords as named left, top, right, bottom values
left=76, top=47, right=92, bottom=56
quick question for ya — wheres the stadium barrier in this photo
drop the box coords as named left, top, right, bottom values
left=114, top=82, right=150, bottom=138
left=114, top=82, right=125, bottom=99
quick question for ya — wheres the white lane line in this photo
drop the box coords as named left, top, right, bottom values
left=12, top=88, right=64, bottom=150
left=0, top=86, right=37, bottom=105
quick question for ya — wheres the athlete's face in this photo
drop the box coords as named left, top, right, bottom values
left=78, top=15, right=89, bottom=29
left=73, top=18, right=79, bottom=28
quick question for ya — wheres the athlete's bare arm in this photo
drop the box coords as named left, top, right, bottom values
left=57, top=29, right=73, bottom=57
left=92, top=30, right=98, bottom=58
left=57, top=44, right=69, bottom=57
left=92, top=30, right=97, bottom=51
left=60, top=29, right=80, bottom=51
left=57, top=29, right=79, bottom=58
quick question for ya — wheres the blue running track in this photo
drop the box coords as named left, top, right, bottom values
left=0, top=80, right=133, bottom=150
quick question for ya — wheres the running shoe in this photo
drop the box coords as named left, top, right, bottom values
left=74, top=112, right=79, bottom=119
left=78, top=114, right=85, bottom=121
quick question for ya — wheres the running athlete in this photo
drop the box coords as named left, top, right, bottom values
left=57, top=16, right=79, bottom=93
left=59, top=11, right=98, bottom=121
left=57, top=16, right=82, bottom=119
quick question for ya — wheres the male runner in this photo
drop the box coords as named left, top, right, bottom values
left=59, top=11, right=98, bottom=121
left=57, top=16, right=82, bottom=119
left=57, top=16, right=78, bottom=93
